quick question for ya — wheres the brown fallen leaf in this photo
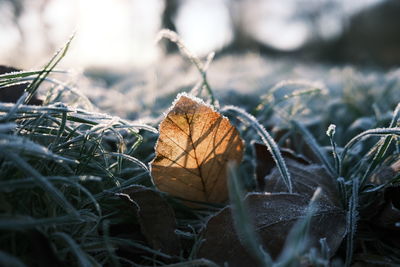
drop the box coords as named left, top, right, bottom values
left=369, top=184, right=400, bottom=232
left=264, top=158, right=342, bottom=208
left=0, top=65, right=43, bottom=105
left=356, top=185, right=400, bottom=264
left=198, top=161, right=346, bottom=266
left=369, top=157, right=400, bottom=185
left=117, top=185, right=181, bottom=255
left=198, top=193, right=346, bottom=266
left=273, top=129, right=321, bottom=164
left=253, top=142, right=310, bottom=190
left=362, top=157, right=400, bottom=224
left=392, top=158, right=400, bottom=173
left=151, top=93, right=244, bottom=205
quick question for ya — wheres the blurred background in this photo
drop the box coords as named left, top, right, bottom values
left=0, top=0, right=399, bottom=70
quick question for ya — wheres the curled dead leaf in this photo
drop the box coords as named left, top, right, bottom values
left=117, top=185, right=181, bottom=255
left=151, top=94, right=244, bottom=205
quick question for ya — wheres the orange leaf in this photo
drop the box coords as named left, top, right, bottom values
left=151, top=94, right=244, bottom=205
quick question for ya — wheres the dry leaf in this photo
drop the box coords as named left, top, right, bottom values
left=273, top=129, right=321, bottom=164
left=117, top=185, right=181, bottom=255
left=198, top=161, right=346, bottom=266
left=391, top=158, right=400, bottom=173
left=358, top=184, right=400, bottom=262
left=369, top=156, right=400, bottom=184
left=372, top=185, right=400, bottom=231
left=151, top=94, right=244, bottom=204
left=198, top=193, right=346, bottom=266
left=253, top=142, right=310, bottom=190
left=264, top=158, right=342, bottom=207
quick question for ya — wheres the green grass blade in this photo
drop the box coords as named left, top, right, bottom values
left=228, top=162, right=273, bottom=266
left=0, top=123, right=16, bottom=132
left=223, top=105, right=292, bottom=193
left=157, top=29, right=216, bottom=105
left=326, top=124, right=341, bottom=175
left=0, top=176, right=101, bottom=216
left=345, top=178, right=359, bottom=267
left=107, top=237, right=173, bottom=259
left=0, top=214, right=91, bottom=230
left=340, top=127, right=400, bottom=176
left=1, top=35, right=74, bottom=122
left=107, top=152, right=149, bottom=172
left=336, top=177, right=347, bottom=209
left=361, top=103, right=400, bottom=184
left=161, top=259, right=219, bottom=267
left=0, top=134, right=78, bottom=164
left=292, top=120, right=336, bottom=177
left=0, top=175, right=101, bottom=191
left=0, top=250, right=27, bottom=267
left=101, top=220, right=121, bottom=267
left=53, top=232, right=93, bottom=267
left=24, top=35, right=74, bottom=104
left=0, top=69, right=66, bottom=81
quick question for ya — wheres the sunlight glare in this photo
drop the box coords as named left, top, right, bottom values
left=68, top=0, right=163, bottom=68
left=175, top=0, right=233, bottom=56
